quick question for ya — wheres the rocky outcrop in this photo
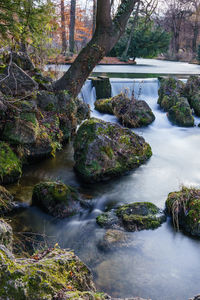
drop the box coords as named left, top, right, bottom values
left=0, top=142, right=22, bottom=184
left=0, top=219, right=13, bottom=250
left=113, top=96, right=155, bottom=128
left=74, top=118, right=152, bottom=182
left=95, top=97, right=115, bottom=114
left=91, top=76, right=111, bottom=100
left=184, top=76, right=200, bottom=116
left=0, top=63, right=38, bottom=96
left=166, top=186, right=200, bottom=236
left=158, top=77, right=194, bottom=127
left=32, top=181, right=81, bottom=218
left=97, top=202, right=166, bottom=231
left=168, top=98, right=194, bottom=127
left=0, top=246, right=107, bottom=299
left=3, top=51, right=35, bottom=71
left=95, top=93, right=155, bottom=128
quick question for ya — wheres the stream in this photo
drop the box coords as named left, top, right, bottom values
left=8, top=77, right=200, bottom=300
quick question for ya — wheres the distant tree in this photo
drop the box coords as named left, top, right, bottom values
left=110, top=17, right=170, bottom=60
left=61, top=0, right=67, bottom=53
left=69, top=0, right=76, bottom=53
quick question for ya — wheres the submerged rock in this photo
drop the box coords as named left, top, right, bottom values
left=91, top=76, right=111, bottom=100
left=32, top=181, right=80, bottom=218
left=166, top=186, right=200, bottom=236
left=74, top=118, right=152, bottom=182
left=98, top=229, right=130, bottom=251
left=0, top=142, right=22, bottom=184
left=97, top=202, right=166, bottom=232
left=0, top=219, right=13, bottom=250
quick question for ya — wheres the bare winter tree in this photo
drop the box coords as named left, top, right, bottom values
left=61, top=0, right=67, bottom=53
left=53, top=0, right=139, bottom=96
left=69, top=0, right=76, bottom=54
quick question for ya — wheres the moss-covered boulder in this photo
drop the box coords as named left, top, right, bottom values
left=166, top=186, right=200, bottom=236
left=158, top=77, right=185, bottom=109
left=0, top=219, right=13, bottom=250
left=32, top=181, right=80, bottom=218
left=74, top=118, right=152, bottom=182
left=95, top=97, right=115, bottom=114
left=184, top=75, right=200, bottom=102
left=3, top=112, right=39, bottom=145
left=168, top=98, right=194, bottom=127
left=113, top=97, right=155, bottom=128
left=97, top=202, right=166, bottom=232
left=91, top=76, right=111, bottom=100
left=189, top=91, right=200, bottom=117
left=0, top=142, right=22, bottom=184
left=0, top=246, right=110, bottom=299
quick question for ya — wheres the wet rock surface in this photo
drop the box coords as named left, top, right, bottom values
left=97, top=202, right=166, bottom=232
left=32, top=181, right=81, bottom=218
left=158, top=77, right=194, bottom=127
left=74, top=118, right=152, bottom=182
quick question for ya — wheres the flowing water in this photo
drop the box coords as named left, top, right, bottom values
left=8, top=78, right=200, bottom=300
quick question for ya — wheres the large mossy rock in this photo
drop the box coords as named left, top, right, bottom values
left=158, top=77, right=194, bottom=127
left=97, top=202, right=166, bottom=231
left=0, top=219, right=13, bottom=250
left=184, top=75, right=200, bottom=102
left=166, top=186, right=200, bottom=236
left=3, top=112, right=39, bottom=145
left=32, top=181, right=80, bottom=218
left=0, top=246, right=109, bottom=300
left=168, top=98, right=194, bottom=127
left=158, top=77, right=185, bottom=110
left=113, top=97, right=155, bottom=128
left=73, top=118, right=152, bottom=182
left=0, top=142, right=22, bottom=184
left=0, top=63, right=38, bottom=96
left=91, top=76, right=111, bottom=100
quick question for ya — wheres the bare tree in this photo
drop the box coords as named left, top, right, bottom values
left=69, top=0, right=76, bottom=54
left=61, top=0, right=67, bottom=53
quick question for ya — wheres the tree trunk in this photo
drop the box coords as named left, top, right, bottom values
left=53, top=0, right=139, bottom=96
left=69, top=0, right=76, bottom=54
left=122, top=1, right=140, bottom=58
left=61, top=0, right=67, bottom=53
left=92, top=0, right=97, bottom=36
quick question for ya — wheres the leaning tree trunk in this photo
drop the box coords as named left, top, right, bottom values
left=69, top=0, right=76, bottom=54
left=53, top=0, right=139, bottom=97
left=61, top=0, right=67, bottom=53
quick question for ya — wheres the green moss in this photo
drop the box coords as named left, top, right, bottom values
left=20, top=112, right=38, bottom=126
left=0, top=142, right=22, bottom=184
